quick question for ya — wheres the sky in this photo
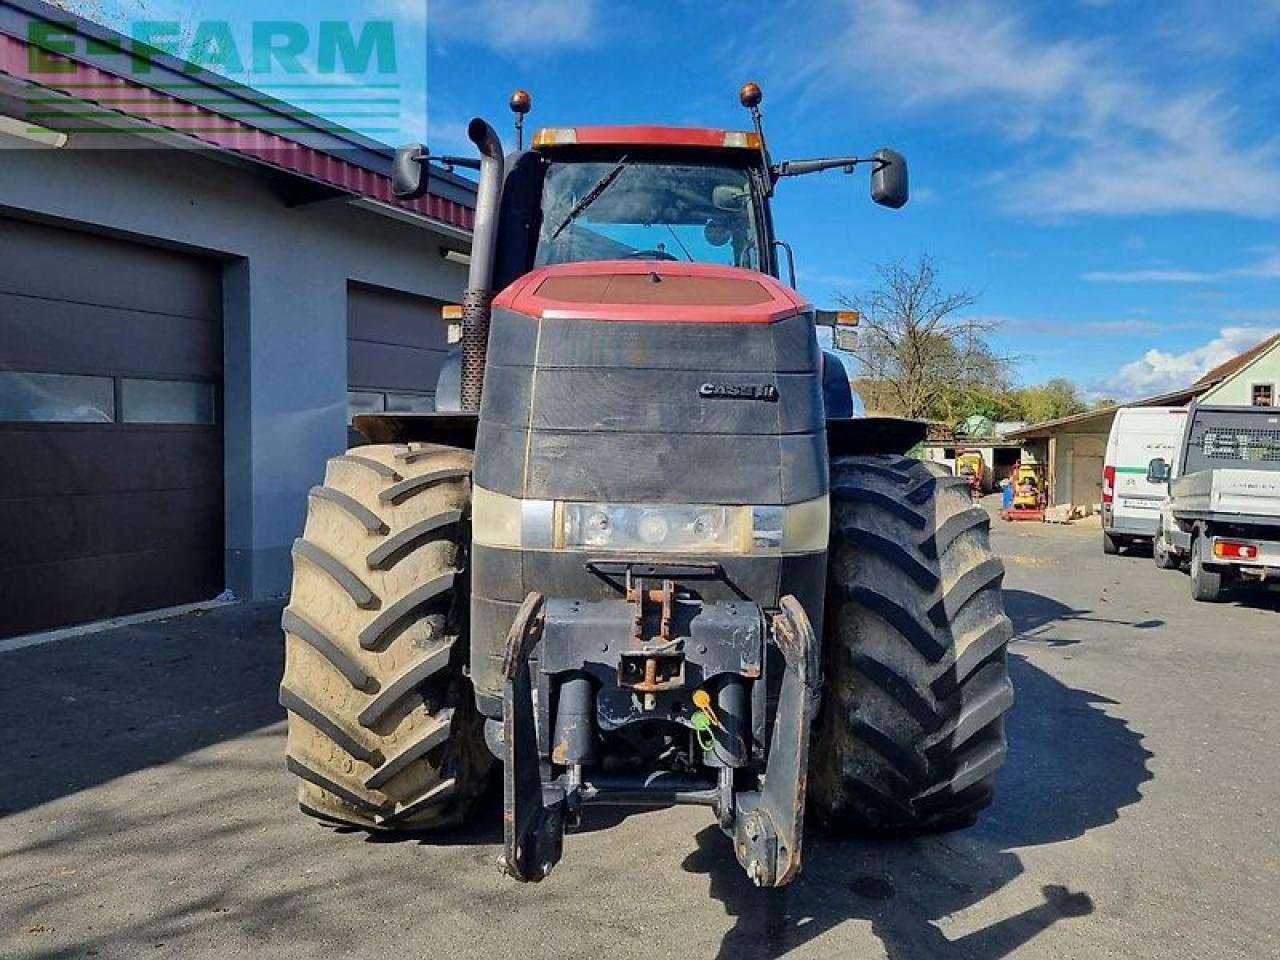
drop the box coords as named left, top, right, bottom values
left=77, top=0, right=1280, bottom=400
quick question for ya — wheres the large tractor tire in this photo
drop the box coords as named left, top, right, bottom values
left=280, top=443, right=494, bottom=830
left=810, top=455, right=1015, bottom=834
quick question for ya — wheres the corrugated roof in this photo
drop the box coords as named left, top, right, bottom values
left=0, top=0, right=474, bottom=231
left=1002, top=384, right=1206, bottom=440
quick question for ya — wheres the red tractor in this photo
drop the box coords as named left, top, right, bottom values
left=279, top=84, right=1014, bottom=887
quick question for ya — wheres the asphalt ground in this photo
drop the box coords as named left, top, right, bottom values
left=3, top=506, right=1277, bottom=959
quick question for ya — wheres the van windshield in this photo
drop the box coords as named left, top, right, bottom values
left=534, top=160, right=764, bottom=270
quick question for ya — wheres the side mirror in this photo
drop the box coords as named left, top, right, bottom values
left=712, top=184, right=748, bottom=210
left=870, top=147, right=908, bottom=209
left=1146, top=458, right=1170, bottom=484
left=392, top=142, right=429, bottom=199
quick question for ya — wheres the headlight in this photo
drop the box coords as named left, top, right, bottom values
left=563, top=503, right=743, bottom=552
left=473, top=487, right=829, bottom=555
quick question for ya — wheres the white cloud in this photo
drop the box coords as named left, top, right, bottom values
left=1084, top=252, right=1280, bottom=283
left=1103, top=326, right=1279, bottom=397
left=796, top=0, right=1280, bottom=218
left=425, top=0, right=598, bottom=54
left=828, top=0, right=1083, bottom=107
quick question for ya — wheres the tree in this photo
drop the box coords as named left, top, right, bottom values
left=1013, top=378, right=1088, bottom=423
left=840, top=256, right=1011, bottom=420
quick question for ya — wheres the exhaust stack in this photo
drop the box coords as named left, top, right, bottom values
left=460, top=117, right=506, bottom=411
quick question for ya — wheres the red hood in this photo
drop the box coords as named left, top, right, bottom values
left=492, top=261, right=810, bottom=324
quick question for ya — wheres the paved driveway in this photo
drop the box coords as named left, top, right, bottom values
left=2, top=512, right=1277, bottom=959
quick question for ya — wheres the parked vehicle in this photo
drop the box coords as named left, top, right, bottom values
left=1102, top=407, right=1188, bottom=554
left=277, top=85, right=1015, bottom=889
left=1149, top=404, right=1280, bottom=601
left=955, top=450, right=986, bottom=501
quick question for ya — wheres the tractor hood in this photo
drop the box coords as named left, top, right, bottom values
left=492, top=261, right=810, bottom=325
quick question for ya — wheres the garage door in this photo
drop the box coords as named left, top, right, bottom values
left=346, top=283, right=448, bottom=423
left=1070, top=434, right=1106, bottom=510
left=0, top=217, right=223, bottom=638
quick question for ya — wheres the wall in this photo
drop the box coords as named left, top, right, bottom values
left=1052, top=428, right=1109, bottom=508
left=0, top=143, right=469, bottom=598
left=1199, top=344, right=1280, bottom=406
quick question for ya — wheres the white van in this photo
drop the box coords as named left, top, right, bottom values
left=1102, top=406, right=1188, bottom=554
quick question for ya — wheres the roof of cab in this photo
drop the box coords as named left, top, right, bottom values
left=532, top=125, right=761, bottom=151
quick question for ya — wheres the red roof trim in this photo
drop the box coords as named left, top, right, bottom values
left=494, top=261, right=809, bottom=325
left=0, top=33, right=473, bottom=231
left=544, top=125, right=757, bottom=149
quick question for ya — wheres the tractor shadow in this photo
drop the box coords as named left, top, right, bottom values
left=1003, top=588, right=1166, bottom=644
left=683, top=647, right=1153, bottom=959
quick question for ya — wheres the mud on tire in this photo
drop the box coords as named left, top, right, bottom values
left=280, top=443, right=494, bottom=830
left=810, top=455, right=1015, bottom=834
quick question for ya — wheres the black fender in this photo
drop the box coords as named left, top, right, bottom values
left=821, top=350, right=855, bottom=419
left=352, top=411, right=478, bottom=449
left=826, top=416, right=927, bottom=458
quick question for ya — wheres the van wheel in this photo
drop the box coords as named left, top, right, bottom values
left=1102, top=532, right=1121, bottom=555
left=1153, top=528, right=1178, bottom=570
left=1189, top=535, right=1224, bottom=603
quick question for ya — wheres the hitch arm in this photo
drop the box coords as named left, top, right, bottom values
left=732, top=595, right=818, bottom=887
left=501, top=592, right=566, bottom=882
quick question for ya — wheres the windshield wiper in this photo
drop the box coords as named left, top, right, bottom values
left=549, top=155, right=630, bottom=240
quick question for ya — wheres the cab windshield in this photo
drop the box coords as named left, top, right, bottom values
left=534, top=159, right=764, bottom=271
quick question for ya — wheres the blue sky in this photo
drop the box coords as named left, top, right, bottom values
left=86, top=0, right=1280, bottom=399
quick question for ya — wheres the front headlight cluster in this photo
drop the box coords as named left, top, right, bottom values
left=564, top=503, right=742, bottom=552
left=472, top=487, right=828, bottom=555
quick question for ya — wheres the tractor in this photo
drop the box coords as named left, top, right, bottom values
left=279, top=84, right=1014, bottom=887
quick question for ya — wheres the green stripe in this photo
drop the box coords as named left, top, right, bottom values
left=1114, top=467, right=1149, bottom=474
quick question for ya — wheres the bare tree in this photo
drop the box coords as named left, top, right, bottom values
left=840, top=256, right=1008, bottom=420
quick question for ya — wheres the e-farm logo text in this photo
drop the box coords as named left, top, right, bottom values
left=23, top=18, right=409, bottom=137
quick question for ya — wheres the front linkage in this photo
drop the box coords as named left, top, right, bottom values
left=500, top=578, right=818, bottom=887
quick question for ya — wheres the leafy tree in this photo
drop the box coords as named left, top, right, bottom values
left=1013, top=378, right=1088, bottom=423
left=840, top=256, right=1012, bottom=420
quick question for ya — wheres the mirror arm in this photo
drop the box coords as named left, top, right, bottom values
left=436, top=155, right=483, bottom=171
left=772, top=156, right=869, bottom=178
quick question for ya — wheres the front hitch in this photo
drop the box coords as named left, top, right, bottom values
left=499, top=586, right=819, bottom=887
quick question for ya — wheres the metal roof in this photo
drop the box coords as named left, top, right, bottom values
left=1002, top=385, right=1206, bottom=440
left=0, top=0, right=474, bottom=232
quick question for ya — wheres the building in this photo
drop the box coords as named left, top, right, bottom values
left=1004, top=332, right=1280, bottom=509
left=919, top=417, right=1026, bottom=493
left=0, top=0, right=475, bottom=636
left=1196, top=333, right=1280, bottom=407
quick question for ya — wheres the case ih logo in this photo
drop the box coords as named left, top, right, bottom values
left=698, top=383, right=779, bottom=401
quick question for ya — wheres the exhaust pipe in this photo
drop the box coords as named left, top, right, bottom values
left=460, top=117, right=505, bottom=411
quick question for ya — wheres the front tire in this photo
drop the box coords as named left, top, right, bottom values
left=280, top=443, right=494, bottom=830
left=1153, top=527, right=1179, bottom=570
left=810, top=456, right=1015, bottom=834
left=1189, top=534, right=1225, bottom=603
